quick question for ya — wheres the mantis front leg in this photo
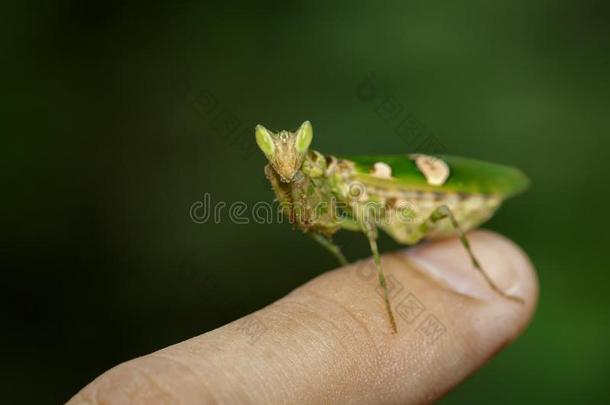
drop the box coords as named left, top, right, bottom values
left=309, top=232, right=348, bottom=266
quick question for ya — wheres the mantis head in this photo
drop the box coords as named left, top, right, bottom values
left=255, top=120, right=313, bottom=182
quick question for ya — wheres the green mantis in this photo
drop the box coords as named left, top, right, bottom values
left=255, top=121, right=529, bottom=333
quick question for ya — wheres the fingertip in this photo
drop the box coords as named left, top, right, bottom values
left=405, top=230, right=538, bottom=322
left=387, top=230, right=538, bottom=396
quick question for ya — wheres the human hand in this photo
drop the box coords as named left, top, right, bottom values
left=69, top=230, right=537, bottom=404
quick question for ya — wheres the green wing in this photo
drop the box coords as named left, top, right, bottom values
left=338, top=154, right=530, bottom=198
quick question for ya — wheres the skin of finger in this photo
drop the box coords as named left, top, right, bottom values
left=69, top=230, right=538, bottom=405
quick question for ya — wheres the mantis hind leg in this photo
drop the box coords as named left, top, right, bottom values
left=309, top=233, right=348, bottom=266
left=420, top=205, right=524, bottom=303
left=363, top=221, right=398, bottom=333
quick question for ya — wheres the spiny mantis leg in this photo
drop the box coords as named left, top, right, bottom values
left=309, top=233, right=348, bottom=267
left=363, top=220, right=398, bottom=333
left=420, top=205, right=524, bottom=303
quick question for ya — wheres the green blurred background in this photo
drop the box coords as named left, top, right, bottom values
left=3, top=0, right=609, bottom=403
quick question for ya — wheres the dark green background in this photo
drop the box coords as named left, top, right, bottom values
left=3, top=1, right=609, bottom=403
